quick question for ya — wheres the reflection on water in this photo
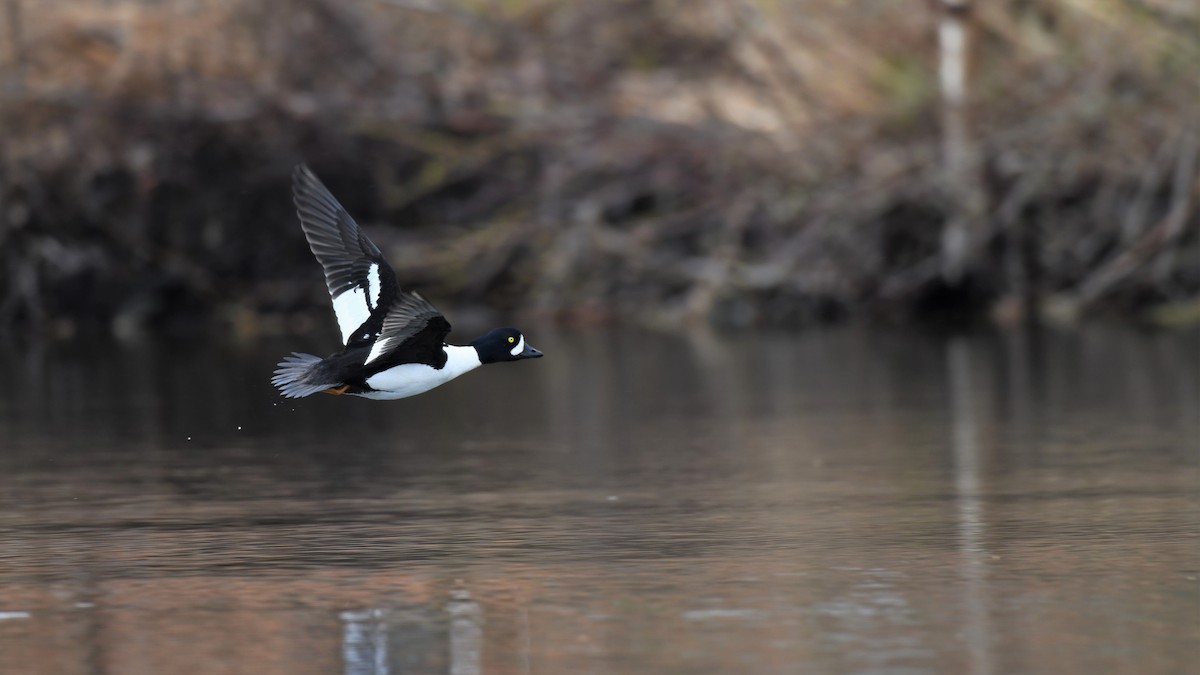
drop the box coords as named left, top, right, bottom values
left=948, top=339, right=991, bottom=675
left=0, top=326, right=1196, bottom=674
left=342, top=609, right=388, bottom=674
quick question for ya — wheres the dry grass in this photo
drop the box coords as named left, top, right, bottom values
left=0, top=0, right=1196, bottom=333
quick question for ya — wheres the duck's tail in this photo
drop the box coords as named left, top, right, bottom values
left=271, top=352, right=339, bottom=398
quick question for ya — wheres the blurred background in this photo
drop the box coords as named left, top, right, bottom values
left=2, top=4, right=1199, bottom=673
left=0, top=0, right=1196, bottom=337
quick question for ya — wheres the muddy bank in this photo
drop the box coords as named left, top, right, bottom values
left=0, top=1, right=1196, bottom=336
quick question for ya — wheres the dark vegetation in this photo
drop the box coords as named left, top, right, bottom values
left=0, top=0, right=1196, bottom=337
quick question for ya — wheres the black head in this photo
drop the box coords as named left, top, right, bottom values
left=470, top=327, right=543, bottom=364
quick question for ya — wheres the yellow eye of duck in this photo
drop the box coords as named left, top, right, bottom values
left=508, top=337, right=516, bottom=343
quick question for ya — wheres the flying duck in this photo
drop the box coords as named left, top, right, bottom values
left=272, top=164, right=542, bottom=400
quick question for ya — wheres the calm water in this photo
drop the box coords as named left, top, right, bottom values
left=0, top=326, right=1196, bottom=674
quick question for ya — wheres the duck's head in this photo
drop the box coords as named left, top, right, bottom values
left=471, top=327, right=543, bottom=364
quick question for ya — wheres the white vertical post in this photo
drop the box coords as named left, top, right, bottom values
left=939, top=0, right=981, bottom=283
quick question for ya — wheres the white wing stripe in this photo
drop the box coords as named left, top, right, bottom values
left=367, top=263, right=380, bottom=309
left=364, top=336, right=393, bottom=365
left=331, top=286, right=370, bottom=344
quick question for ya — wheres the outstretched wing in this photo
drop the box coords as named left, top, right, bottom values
left=292, top=164, right=451, bottom=357
left=292, top=164, right=393, bottom=345
left=363, top=291, right=451, bottom=365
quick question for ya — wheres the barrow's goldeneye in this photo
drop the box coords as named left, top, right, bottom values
left=272, top=165, right=542, bottom=400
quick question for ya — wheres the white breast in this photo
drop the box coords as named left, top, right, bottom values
left=360, top=345, right=481, bottom=400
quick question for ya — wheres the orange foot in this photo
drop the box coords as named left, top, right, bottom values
left=322, top=385, right=350, bottom=395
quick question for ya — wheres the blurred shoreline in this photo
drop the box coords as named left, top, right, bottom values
left=0, top=0, right=1196, bottom=337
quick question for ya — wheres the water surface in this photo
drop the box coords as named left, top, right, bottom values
left=0, top=327, right=1196, bottom=674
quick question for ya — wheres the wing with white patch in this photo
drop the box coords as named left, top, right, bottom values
left=364, top=291, right=451, bottom=365
left=292, top=164, right=401, bottom=346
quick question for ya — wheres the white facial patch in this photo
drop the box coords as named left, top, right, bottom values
left=332, top=286, right=370, bottom=344
left=509, top=335, right=524, bottom=357
left=366, top=263, right=381, bottom=310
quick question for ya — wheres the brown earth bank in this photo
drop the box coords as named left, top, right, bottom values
left=0, top=0, right=1196, bottom=337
